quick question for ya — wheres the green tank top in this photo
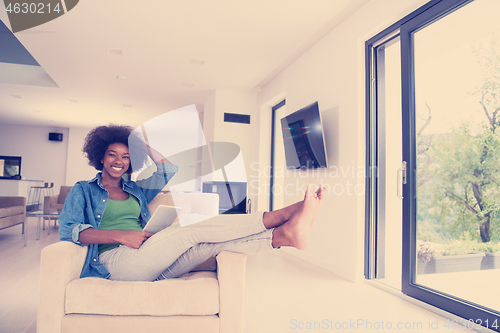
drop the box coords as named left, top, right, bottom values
left=98, top=195, right=142, bottom=255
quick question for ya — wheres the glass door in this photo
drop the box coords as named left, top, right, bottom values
left=401, top=0, right=500, bottom=328
left=367, top=0, right=500, bottom=328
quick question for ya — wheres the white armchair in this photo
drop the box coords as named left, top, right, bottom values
left=37, top=192, right=247, bottom=333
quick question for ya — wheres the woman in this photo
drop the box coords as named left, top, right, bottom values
left=59, top=124, right=324, bottom=281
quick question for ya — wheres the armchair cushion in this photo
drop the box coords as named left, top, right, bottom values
left=0, top=196, right=26, bottom=232
left=65, top=271, right=219, bottom=316
left=0, top=205, right=24, bottom=218
left=61, top=314, right=220, bottom=333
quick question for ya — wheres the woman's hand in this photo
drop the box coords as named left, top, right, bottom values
left=116, top=230, right=153, bottom=249
left=79, top=228, right=153, bottom=249
left=145, top=143, right=172, bottom=165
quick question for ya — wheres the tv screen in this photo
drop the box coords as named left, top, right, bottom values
left=0, top=156, right=22, bottom=179
left=281, top=101, right=328, bottom=169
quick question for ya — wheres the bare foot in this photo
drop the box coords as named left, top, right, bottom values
left=272, top=184, right=324, bottom=249
left=262, top=201, right=303, bottom=229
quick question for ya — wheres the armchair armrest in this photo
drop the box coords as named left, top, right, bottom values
left=43, top=195, right=59, bottom=211
left=37, top=241, right=87, bottom=333
left=216, top=251, right=247, bottom=333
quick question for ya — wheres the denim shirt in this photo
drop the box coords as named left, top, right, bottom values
left=58, top=163, right=178, bottom=279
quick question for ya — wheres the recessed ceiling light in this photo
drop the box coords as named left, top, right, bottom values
left=116, top=75, right=127, bottom=80
left=10, top=94, right=22, bottom=98
left=69, top=99, right=78, bottom=103
left=108, top=48, right=123, bottom=55
left=190, top=59, right=205, bottom=65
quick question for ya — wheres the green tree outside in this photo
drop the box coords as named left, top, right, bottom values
left=417, top=34, right=500, bottom=245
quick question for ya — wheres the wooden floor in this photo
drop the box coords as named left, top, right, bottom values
left=0, top=218, right=59, bottom=333
left=0, top=218, right=481, bottom=333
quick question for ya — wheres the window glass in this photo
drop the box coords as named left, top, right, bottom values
left=414, top=0, right=500, bottom=312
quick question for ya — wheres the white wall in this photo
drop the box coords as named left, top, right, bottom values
left=203, top=89, right=259, bottom=196
left=0, top=124, right=69, bottom=193
left=203, top=92, right=216, bottom=144
left=65, top=126, right=97, bottom=186
left=256, top=0, right=430, bottom=282
left=212, top=89, right=258, bottom=168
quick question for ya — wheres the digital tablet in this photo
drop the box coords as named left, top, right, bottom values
left=143, top=205, right=182, bottom=234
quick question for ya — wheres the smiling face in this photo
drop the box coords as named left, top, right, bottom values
left=100, top=142, right=131, bottom=181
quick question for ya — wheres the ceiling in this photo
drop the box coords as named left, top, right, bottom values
left=0, top=0, right=366, bottom=129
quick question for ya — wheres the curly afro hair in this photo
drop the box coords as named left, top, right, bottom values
left=83, top=124, right=139, bottom=174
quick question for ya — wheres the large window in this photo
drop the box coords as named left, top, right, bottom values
left=366, top=0, right=500, bottom=329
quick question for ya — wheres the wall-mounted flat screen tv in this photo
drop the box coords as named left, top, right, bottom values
left=281, top=101, right=328, bottom=169
left=0, top=156, right=22, bottom=179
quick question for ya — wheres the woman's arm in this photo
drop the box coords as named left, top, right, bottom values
left=78, top=228, right=152, bottom=249
left=59, top=183, right=92, bottom=244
